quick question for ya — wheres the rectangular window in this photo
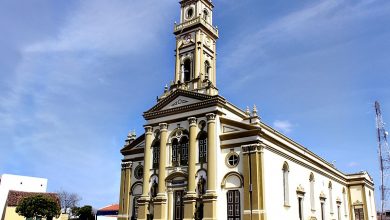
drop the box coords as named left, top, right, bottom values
left=354, top=208, right=364, bottom=220
left=199, top=138, right=207, bottom=163
left=172, top=143, right=178, bottom=164
left=153, top=146, right=160, bottom=169
left=181, top=142, right=188, bottom=165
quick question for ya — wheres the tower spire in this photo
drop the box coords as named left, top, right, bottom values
left=168, top=0, right=219, bottom=96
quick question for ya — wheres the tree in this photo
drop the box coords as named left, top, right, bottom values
left=57, top=190, right=81, bottom=214
left=16, top=195, right=61, bottom=220
left=72, top=205, right=94, bottom=220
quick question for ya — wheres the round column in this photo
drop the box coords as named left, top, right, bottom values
left=187, top=117, right=197, bottom=193
left=206, top=113, right=216, bottom=191
left=158, top=123, right=168, bottom=194
left=142, top=126, right=153, bottom=196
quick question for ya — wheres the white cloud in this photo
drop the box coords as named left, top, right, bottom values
left=0, top=0, right=177, bottom=208
left=24, top=0, right=175, bottom=55
left=220, top=0, right=390, bottom=88
left=273, top=120, right=293, bottom=134
left=348, top=161, right=359, bottom=167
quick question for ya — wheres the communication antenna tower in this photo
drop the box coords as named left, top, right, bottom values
left=375, top=101, right=390, bottom=220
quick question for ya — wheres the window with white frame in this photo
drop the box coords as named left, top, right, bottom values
left=282, top=162, right=289, bottom=206
left=310, top=173, right=315, bottom=211
left=328, top=181, right=333, bottom=214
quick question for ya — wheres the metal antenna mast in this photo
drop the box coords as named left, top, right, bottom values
left=375, top=101, right=390, bottom=220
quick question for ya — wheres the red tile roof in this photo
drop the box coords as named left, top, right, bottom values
left=98, top=204, right=119, bottom=211
left=6, top=190, right=59, bottom=207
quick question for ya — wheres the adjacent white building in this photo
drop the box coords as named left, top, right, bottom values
left=0, top=174, right=47, bottom=218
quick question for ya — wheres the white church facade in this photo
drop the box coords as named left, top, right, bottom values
left=118, top=1, right=376, bottom=220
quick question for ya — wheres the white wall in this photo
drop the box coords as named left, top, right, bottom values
left=262, top=146, right=350, bottom=220
left=0, top=174, right=47, bottom=218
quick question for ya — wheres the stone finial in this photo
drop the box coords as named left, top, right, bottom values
left=164, top=84, right=168, bottom=92
left=125, top=130, right=137, bottom=145
left=252, top=104, right=258, bottom=117
left=245, top=106, right=250, bottom=116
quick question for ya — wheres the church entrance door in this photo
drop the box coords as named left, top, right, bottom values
left=227, top=190, right=240, bottom=220
left=174, top=190, right=184, bottom=220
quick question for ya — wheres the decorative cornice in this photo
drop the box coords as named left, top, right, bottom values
left=241, top=142, right=266, bottom=154
left=220, top=129, right=262, bottom=141
left=144, top=96, right=225, bottom=120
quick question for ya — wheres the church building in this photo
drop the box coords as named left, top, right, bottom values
left=118, top=1, right=376, bottom=220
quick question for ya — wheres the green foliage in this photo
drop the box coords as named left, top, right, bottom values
left=16, top=195, right=60, bottom=219
left=72, top=205, right=94, bottom=220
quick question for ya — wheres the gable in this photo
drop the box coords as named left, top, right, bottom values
left=161, top=96, right=201, bottom=110
left=120, top=134, right=145, bottom=155
left=145, top=89, right=214, bottom=113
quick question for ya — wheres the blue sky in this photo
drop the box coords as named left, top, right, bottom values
left=0, top=0, right=389, bottom=209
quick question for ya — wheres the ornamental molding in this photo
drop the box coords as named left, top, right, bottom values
left=188, top=117, right=197, bottom=125
left=171, top=98, right=189, bottom=107
left=296, top=184, right=305, bottom=195
left=121, top=161, right=133, bottom=169
left=241, top=141, right=266, bottom=153
left=144, top=126, right=153, bottom=134
left=159, top=123, right=168, bottom=130
left=319, top=192, right=327, bottom=201
left=206, top=113, right=216, bottom=121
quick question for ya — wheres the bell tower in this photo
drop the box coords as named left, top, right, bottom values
left=171, top=0, right=219, bottom=96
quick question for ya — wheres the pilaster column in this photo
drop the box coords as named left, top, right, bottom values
left=241, top=143, right=267, bottom=220
left=118, top=162, right=133, bottom=220
left=184, top=117, right=197, bottom=220
left=138, top=126, right=153, bottom=220
left=154, top=123, right=168, bottom=220
left=203, top=113, right=217, bottom=220
left=206, top=113, right=216, bottom=192
left=157, top=123, right=168, bottom=194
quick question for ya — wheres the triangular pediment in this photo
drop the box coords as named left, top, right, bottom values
left=145, top=89, right=214, bottom=113
left=161, top=96, right=200, bottom=110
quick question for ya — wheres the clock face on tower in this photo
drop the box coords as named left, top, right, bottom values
left=183, top=34, right=192, bottom=45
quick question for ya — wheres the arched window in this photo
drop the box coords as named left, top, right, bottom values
left=184, top=59, right=192, bottom=82
left=310, top=173, right=315, bottom=211
left=204, top=61, right=211, bottom=79
left=171, top=129, right=189, bottom=167
left=282, top=162, right=289, bottom=206
left=328, top=181, right=333, bottom=214
left=198, top=131, right=207, bottom=163
left=152, top=140, right=160, bottom=169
